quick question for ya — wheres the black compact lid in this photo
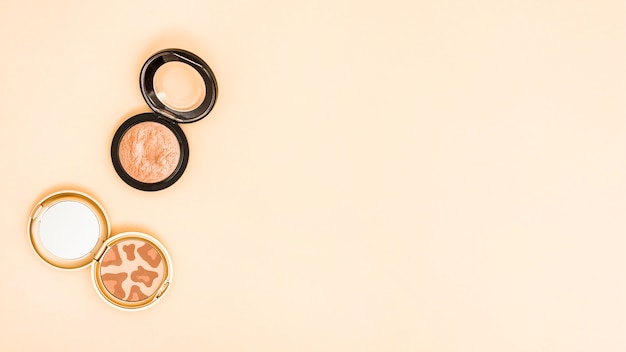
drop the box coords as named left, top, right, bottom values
left=140, top=48, right=218, bottom=124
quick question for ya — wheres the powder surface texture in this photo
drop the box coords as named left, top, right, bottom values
left=118, top=121, right=180, bottom=183
left=100, top=239, right=165, bottom=302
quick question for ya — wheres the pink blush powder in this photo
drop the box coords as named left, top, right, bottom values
left=118, top=121, right=181, bottom=183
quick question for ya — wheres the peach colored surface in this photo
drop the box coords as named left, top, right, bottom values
left=118, top=121, right=181, bottom=183
left=1, top=0, right=625, bottom=351
left=100, top=239, right=165, bottom=302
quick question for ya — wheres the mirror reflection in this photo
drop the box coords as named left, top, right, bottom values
left=153, top=61, right=206, bottom=112
left=39, top=201, right=100, bottom=260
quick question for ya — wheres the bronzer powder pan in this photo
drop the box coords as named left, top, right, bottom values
left=112, top=48, right=218, bottom=191
left=28, top=190, right=173, bottom=310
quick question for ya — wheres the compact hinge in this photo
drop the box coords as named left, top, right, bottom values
left=93, top=244, right=108, bottom=262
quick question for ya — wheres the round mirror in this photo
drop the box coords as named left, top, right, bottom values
left=39, top=201, right=100, bottom=260
left=153, top=61, right=206, bottom=112
left=29, top=191, right=110, bottom=269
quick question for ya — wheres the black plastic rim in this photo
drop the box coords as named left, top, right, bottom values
left=140, top=48, right=218, bottom=124
left=111, top=113, right=189, bottom=191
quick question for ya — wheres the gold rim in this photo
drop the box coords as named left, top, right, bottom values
left=92, top=232, right=172, bottom=310
left=28, top=190, right=110, bottom=270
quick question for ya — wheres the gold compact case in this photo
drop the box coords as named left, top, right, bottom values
left=28, top=190, right=172, bottom=310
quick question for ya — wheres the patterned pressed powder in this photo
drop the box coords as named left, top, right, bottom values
left=100, top=239, right=165, bottom=302
left=28, top=191, right=172, bottom=310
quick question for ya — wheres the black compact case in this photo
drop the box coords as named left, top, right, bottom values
left=111, top=48, right=218, bottom=191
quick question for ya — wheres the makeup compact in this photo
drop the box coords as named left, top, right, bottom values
left=28, top=190, right=172, bottom=310
left=111, top=48, right=218, bottom=191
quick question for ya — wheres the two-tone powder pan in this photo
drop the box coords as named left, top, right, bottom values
left=111, top=49, right=218, bottom=191
left=28, top=190, right=172, bottom=310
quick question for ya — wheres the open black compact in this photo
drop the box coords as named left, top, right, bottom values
left=111, top=49, right=218, bottom=191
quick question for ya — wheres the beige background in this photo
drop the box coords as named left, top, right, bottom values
left=0, top=0, right=624, bottom=351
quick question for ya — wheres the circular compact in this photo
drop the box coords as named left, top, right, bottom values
left=111, top=48, right=218, bottom=191
left=28, top=191, right=172, bottom=310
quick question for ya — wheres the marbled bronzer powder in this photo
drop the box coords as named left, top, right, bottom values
left=118, top=122, right=180, bottom=183
left=100, top=239, right=165, bottom=302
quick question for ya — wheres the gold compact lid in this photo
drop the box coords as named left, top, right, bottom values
left=92, top=232, right=172, bottom=310
left=28, top=191, right=110, bottom=270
